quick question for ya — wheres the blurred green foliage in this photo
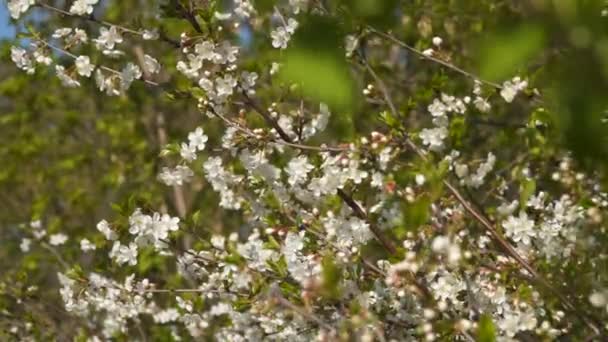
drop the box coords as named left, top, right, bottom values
left=478, top=24, right=545, bottom=81
left=280, top=15, right=354, bottom=109
left=477, top=314, right=497, bottom=342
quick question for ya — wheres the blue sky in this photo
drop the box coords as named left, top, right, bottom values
left=0, top=5, right=16, bottom=39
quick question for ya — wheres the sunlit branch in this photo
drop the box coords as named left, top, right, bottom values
left=37, top=39, right=161, bottom=87
left=363, top=55, right=603, bottom=335
left=239, top=91, right=398, bottom=255
left=37, top=2, right=181, bottom=47
left=368, top=27, right=503, bottom=90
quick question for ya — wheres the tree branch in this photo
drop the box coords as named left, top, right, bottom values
left=240, top=92, right=397, bottom=255
left=368, top=27, right=503, bottom=89
left=37, top=2, right=181, bottom=48
left=362, top=53, right=602, bottom=335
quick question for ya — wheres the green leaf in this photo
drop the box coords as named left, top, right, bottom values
left=191, top=210, right=201, bottom=226
left=449, top=116, right=467, bottom=148
left=137, top=248, right=160, bottom=274
left=268, top=256, right=289, bottom=278
left=402, top=195, right=431, bottom=232
left=519, top=178, right=536, bottom=211
left=110, top=202, right=124, bottom=216
left=66, top=265, right=85, bottom=281
left=321, top=254, right=341, bottom=300
left=265, top=235, right=281, bottom=251
left=379, top=110, right=400, bottom=129
left=477, top=314, right=497, bottom=342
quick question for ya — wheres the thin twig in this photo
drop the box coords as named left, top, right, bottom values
left=39, top=39, right=344, bottom=155
left=144, top=288, right=204, bottom=293
left=404, top=139, right=602, bottom=335
left=368, top=28, right=502, bottom=89
left=240, top=92, right=397, bottom=255
left=38, top=39, right=160, bottom=87
left=242, top=92, right=294, bottom=143
left=275, top=296, right=335, bottom=333
left=363, top=54, right=602, bottom=335
left=209, top=106, right=348, bottom=152
left=336, top=189, right=397, bottom=254
left=38, top=2, right=182, bottom=47
left=361, top=57, right=397, bottom=116
left=172, top=0, right=204, bottom=33
left=40, top=242, right=70, bottom=269
left=155, top=113, right=188, bottom=218
left=39, top=3, right=144, bottom=36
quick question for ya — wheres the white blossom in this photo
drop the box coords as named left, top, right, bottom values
left=120, top=63, right=142, bottom=90
left=473, top=96, right=491, bottom=112
left=180, top=143, right=197, bottom=161
left=80, top=238, right=96, bottom=251
left=70, top=0, right=99, bottom=15
left=415, top=174, right=426, bottom=186
left=464, top=152, right=496, bottom=188
left=432, top=36, right=443, bottom=46
left=301, top=103, right=330, bottom=139
left=109, top=241, right=138, bottom=266
left=49, top=233, right=68, bottom=246
left=271, top=18, right=298, bottom=49
left=94, top=26, right=123, bottom=50
left=498, top=308, right=537, bottom=338
left=97, top=220, right=117, bottom=241
left=143, top=54, right=161, bottom=74
left=215, top=74, right=238, bottom=98
left=20, top=238, right=31, bottom=252
left=371, top=172, right=384, bottom=188
left=285, top=155, right=314, bottom=186
left=56, top=65, right=81, bottom=88
left=500, top=77, right=528, bottom=103
left=154, top=309, right=180, bottom=323
left=430, top=272, right=465, bottom=302
left=428, top=98, right=447, bottom=117
left=502, top=212, right=536, bottom=245
left=345, top=34, right=359, bottom=57
left=283, top=232, right=319, bottom=283
left=75, top=55, right=95, bottom=77
left=420, top=127, right=448, bottom=151
left=142, top=30, right=159, bottom=40
left=422, top=48, right=434, bottom=56
left=234, top=0, right=255, bottom=18
left=95, top=69, right=120, bottom=96
left=126, top=209, right=179, bottom=250
left=237, top=232, right=277, bottom=271
left=240, top=71, right=258, bottom=94
left=32, top=46, right=52, bottom=66
left=188, top=127, right=208, bottom=151
left=52, top=28, right=72, bottom=39
left=270, top=62, right=281, bottom=75
left=431, top=236, right=461, bottom=265
left=11, top=46, right=34, bottom=74
left=289, top=0, right=308, bottom=14
left=195, top=40, right=217, bottom=61
left=8, top=0, right=35, bottom=19
left=159, top=165, right=194, bottom=186
left=589, top=291, right=608, bottom=308
left=71, top=28, right=89, bottom=45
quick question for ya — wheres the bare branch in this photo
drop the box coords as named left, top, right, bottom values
left=368, top=27, right=503, bottom=89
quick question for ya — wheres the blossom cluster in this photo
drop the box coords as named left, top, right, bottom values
left=6, top=0, right=608, bottom=341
